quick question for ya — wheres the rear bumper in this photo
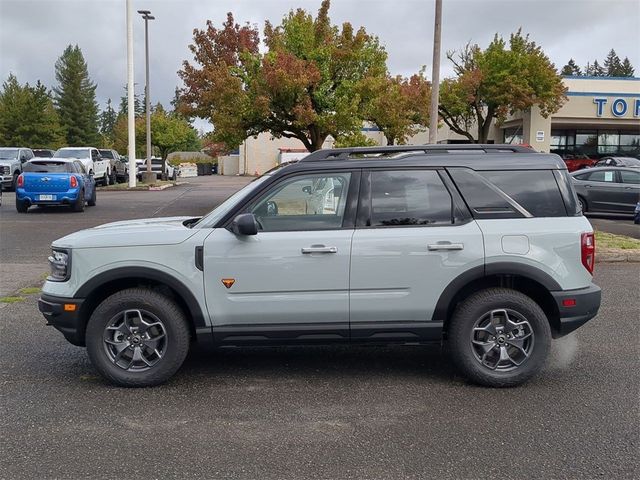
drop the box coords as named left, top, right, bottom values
left=551, top=283, right=601, bottom=337
left=17, top=189, right=80, bottom=205
left=38, top=294, right=85, bottom=346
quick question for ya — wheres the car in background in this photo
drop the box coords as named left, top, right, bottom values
left=15, top=158, right=96, bottom=213
left=594, top=156, right=640, bottom=168
left=33, top=149, right=56, bottom=158
left=98, top=149, right=122, bottom=184
left=136, top=157, right=176, bottom=180
left=560, top=154, right=598, bottom=172
left=0, top=147, right=33, bottom=190
left=53, top=147, right=110, bottom=186
left=571, top=167, right=640, bottom=215
left=113, top=154, right=130, bottom=182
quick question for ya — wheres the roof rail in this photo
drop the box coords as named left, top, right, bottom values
left=300, top=144, right=534, bottom=162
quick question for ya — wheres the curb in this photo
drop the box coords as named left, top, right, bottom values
left=597, top=249, right=640, bottom=263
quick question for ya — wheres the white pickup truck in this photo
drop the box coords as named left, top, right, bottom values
left=53, top=147, right=110, bottom=185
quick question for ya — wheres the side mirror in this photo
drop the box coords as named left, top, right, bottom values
left=231, top=213, right=259, bottom=236
left=20, top=156, right=27, bottom=163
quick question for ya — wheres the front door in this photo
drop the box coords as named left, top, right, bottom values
left=349, top=169, right=484, bottom=342
left=618, top=169, right=640, bottom=213
left=203, top=170, right=358, bottom=344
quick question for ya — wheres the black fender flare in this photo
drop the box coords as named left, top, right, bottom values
left=432, top=262, right=562, bottom=321
left=75, top=266, right=207, bottom=328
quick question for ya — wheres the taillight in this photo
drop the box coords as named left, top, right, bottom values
left=581, top=232, right=595, bottom=275
left=17, top=174, right=24, bottom=187
left=70, top=176, right=78, bottom=188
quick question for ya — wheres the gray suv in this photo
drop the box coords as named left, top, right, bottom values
left=38, top=145, right=601, bottom=387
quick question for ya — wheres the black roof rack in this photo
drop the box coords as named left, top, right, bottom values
left=300, top=144, right=535, bottom=162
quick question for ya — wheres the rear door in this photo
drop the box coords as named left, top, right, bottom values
left=618, top=169, right=640, bottom=213
left=349, top=169, right=484, bottom=342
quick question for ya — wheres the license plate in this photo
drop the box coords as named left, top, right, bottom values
left=39, top=194, right=54, bottom=201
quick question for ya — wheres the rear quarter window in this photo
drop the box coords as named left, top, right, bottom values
left=449, top=168, right=568, bottom=218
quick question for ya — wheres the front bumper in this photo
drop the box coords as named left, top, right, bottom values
left=38, top=294, right=85, bottom=346
left=0, top=175, right=13, bottom=187
left=551, top=283, right=601, bottom=337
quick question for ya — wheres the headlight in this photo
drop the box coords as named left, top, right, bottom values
left=48, top=249, right=71, bottom=281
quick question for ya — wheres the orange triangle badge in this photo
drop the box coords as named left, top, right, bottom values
left=221, top=278, right=235, bottom=289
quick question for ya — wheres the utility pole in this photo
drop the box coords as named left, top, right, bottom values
left=126, top=0, right=136, bottom=187
left=428, top=0, right=442, bottom=144
left=138, top=9, right=155, bottom=183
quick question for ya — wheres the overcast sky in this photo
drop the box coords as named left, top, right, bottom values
left=1, top=0, right=639, bottom=132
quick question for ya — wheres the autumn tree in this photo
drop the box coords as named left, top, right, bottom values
left=53, top=45, right=100, bottom=145
left=179, top=0, right=387, bottom=152
left=360, top=71, right=430, bottom=145
left=560, top=58, right=581, bottom=76
left=0, top=74, right=65, bottom=148
left=438, top=31, right=567, bottom=143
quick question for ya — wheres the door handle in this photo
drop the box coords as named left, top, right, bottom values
left=301, top=245, right=338, bottom=254
left=427, top=242, right=464, bottom=251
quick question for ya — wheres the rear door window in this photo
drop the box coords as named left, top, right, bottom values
left=368, top=170, right=453, bottom=226
left=586, top=170, right=616, bottom=183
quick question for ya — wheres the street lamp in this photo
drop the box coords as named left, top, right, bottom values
left=138, top=9, right=155, bottom=182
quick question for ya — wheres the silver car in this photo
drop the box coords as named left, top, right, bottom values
left=571, top=166, right=640, bottom=214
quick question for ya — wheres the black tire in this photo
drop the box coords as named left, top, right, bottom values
left=10, top=172, right=19, bottom=192
left=15, top=198, right=28, bottom=213
left=72, top=189, right=85, bottom=212
left=447, top=288, right=551, bottom=387
left=87, top=186, right=96, bottom=206
left=85, top=288, right=190, bottom=387
left=577, top=196, right=587, bottom=213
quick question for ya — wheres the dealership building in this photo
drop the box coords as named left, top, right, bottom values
left=222, top=76, right=639, bottom=175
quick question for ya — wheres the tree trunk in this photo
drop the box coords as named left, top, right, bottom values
left=308, top=125, right=328, bottom=152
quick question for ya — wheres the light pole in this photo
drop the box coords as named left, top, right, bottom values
left=138, top=9, right=155, bottom=182
left=429, top=0, right=442, bottom=144
left=126, top=0, right=136, bottom=187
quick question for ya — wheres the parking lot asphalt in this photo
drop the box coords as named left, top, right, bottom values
left=1, top=175, right=639, bottom=479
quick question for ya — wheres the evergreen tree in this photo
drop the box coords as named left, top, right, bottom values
left=604, top=49, right=623, bottom=76
left=591, top=60, right=605, bottom=76
left=560, top=58, right=582, bottom=76
left=118, top=85, right=143, bottom=117
left=100, top=98, right=117, bottom=137
left=620, top=57, right=635, bottom=77
left=0, top=74, right=64, bottom=147
left=53, top=45, right=100, bottom=145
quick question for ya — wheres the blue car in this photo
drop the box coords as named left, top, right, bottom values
left=16, top=158, right=96, bottom=213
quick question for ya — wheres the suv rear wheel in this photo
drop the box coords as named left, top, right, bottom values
left=447, top=288, right=551, bottom=387
left=85, top=288, right=190, bottom=387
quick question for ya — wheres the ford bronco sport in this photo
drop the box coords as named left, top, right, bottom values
left=38, top=145, right=601, bottom=387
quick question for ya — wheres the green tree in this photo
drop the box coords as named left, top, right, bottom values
left=99, top=98, right=117, bottom=146
left=53, top=45, right=100, bottom=145
left=620, top=57, right=635, bottom=77
left=134, top=103, right=201, bottom=170
left=587, top=60, right=605, bottom=76
left=438, top=31, right=567, bottom=143
left=334, top=130, right=377, bottom=148
left=0, top=74, right=65, bottom=148
left=604, top=49, right=623, bottom=76
left=560, top=58, right=581, bottom=76
left=118, top=85, right=144, bottom=117
left=179, top=0, right=388, bottom=152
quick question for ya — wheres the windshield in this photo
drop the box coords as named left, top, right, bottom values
left=193, top=175, right=271, bottom=228
left=0, top=149, right=19, bottom=160
left=23, top=161, right=71, bottom=173
left=55, top=149, right=90, bottom=159
left=621, top=158, right=640, bottom=166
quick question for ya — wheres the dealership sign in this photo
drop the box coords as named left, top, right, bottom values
left=593, top=97, right=640, bottom=117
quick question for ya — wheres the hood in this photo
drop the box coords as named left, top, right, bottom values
left=52, top=216, right=201, bottom=249
left=0, top=159, right=17, bottom=165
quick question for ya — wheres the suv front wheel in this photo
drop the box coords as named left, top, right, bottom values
left=86, top=288, right=190, bottom=387
left=447, top=288, right=551, bottom=387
